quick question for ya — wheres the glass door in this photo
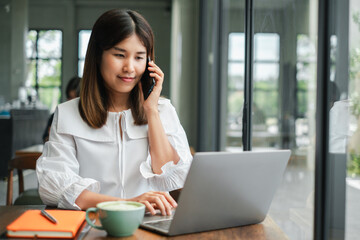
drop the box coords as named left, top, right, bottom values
left=223, top=0, right=318, bottom=239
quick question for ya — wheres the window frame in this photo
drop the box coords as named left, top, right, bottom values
left=26, top=29, right=63, bottom=110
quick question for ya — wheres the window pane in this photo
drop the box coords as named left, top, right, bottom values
left=78, top=30, right=91, bottom=77
left=297, top=61, right=314, bottom=82
left=228, top=63, right=244, bottom=90
left=227, top=90, right=244, bottom=148
left=346, top=2, right=360, bottom=239
left=254, top=63, right=279, bottom=81
left=226, top=19, right=245, bottom=151
left=229, top=33, right=245, bottom=61
left=38, top=87, right=61, bottom=113
left=26, top=59, right=36, bottom=87
left=26, top=30, right=37, bottom=59
left=38, top=60, right=61, bottom=87
left=38, top=30, right=62, bottom=58
left=79, top=30, right=91, bottom=59
left=26, top=29, right=63, bottom=111
left=254, top=33, right=280, bottom=61
left=252, top=1, right=318, bottom=239
left=297, top=34, right=316, bottom=62
left=253, top=63, right=280, bottom=148
left=78, top=59, right=85, bottom=77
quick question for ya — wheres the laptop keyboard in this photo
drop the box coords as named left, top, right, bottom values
left=145, top=219, right=172, bottom=231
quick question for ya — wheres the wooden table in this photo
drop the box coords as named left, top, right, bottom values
left=0, top=206, right=288, bottom=240
left=15, top=144, right=43, bottom=158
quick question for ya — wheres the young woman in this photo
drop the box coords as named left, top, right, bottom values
left=36, top=9, right=192, bottom=216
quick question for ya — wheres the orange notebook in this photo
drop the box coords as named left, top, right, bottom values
left=6, top=210, right=86, bottom=238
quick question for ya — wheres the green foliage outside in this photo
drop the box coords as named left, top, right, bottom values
left=228, top=79, right=309, bottom=127
left=348, top=12, right=360, bottom=176
left=228, top=91, right=244, bottom=117
left=297, top=80, right=308, bottom=117
left=349, top=153, right=360, bottom=176
left=253, top=80, right=278, bottom=118
left=27, top=30, right=62, bottom=111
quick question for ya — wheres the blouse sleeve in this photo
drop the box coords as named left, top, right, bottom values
left=139, top=99, right=193, bottom=191
left=36, top=107, right=100, bottom=209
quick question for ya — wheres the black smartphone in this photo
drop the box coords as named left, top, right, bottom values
left=141, top=56, right=156, bottom=100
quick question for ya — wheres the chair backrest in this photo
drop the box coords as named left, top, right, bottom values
left=6, top=154, right=40, bottom=206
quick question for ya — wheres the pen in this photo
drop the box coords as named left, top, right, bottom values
left=40, top=210, right=58, bottom=224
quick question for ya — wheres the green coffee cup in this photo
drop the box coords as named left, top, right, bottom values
left=85, top=201, right=145, bottom=237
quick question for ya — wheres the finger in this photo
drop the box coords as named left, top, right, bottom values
left=154, top=192, right=177, bottom=207
left=153, top=197, right=167, bottom=216
left=148, top=62, right=164, bottom=78
left=150, top=72, right=164, bottom=86
left=163, top=192, right=178, bottom=208
left=142, top=201, right=156, bottom=215
left=158, top=194, right=173, bottom=216
left=152, top=192, right=173, bottom=215
left=149, top=69, right=164, bottom=80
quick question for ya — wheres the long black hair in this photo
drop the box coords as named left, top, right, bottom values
left=79, top=9, right=155, bottom=128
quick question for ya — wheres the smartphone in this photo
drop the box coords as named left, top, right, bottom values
left=141, top=57, right=156, bottom=100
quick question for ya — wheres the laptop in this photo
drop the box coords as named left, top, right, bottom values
left=140, top=150, right=291, bottom=236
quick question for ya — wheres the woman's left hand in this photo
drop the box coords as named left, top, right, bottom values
left=141, top=60, right=164, bottom=114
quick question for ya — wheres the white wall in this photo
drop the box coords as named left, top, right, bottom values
left=0, top=0, right=28, bottom=102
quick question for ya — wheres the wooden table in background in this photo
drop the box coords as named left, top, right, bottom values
left=14, top=144, right=43, bottom=158
left=0, top=206, right=289, bottom=240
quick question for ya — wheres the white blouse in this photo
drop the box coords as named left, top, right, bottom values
left=36, top=98, right=192, bottom=209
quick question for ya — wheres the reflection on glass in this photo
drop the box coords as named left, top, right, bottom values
left=253, top=33, right=280, bottom=149
left=346, top=3, right=360, bottom=239
left=297, top=34, right=316, bottom=62
left=251, top=1, right=318, bottom=239
left=226, top=32, right=281, bottom=150
left=224, top=1, right=318, bottom=237
left=254, top=63, right=279, bottom=81
left=254, top=33, right=279, bottom=61
left=228, top=63, right=244, bottom=89
left=228, top=33, right=245, bottom=61
left=296, top=34, right=316, bottom=149
left=226, top=33, right=245, bottom=149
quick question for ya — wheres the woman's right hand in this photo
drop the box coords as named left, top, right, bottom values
left=129, top=191, right=177, bottom=216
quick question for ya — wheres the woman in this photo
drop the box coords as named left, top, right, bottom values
left=36, top=9, right=192, bottom=216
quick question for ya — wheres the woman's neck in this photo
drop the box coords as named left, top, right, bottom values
left=108, top=93, right=130, bottom=112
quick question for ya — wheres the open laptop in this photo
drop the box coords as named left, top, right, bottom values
left=141, top=150, right=291, bottom=236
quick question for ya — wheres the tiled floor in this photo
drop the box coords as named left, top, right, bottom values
left=1, top=166, right=359, bottom=239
